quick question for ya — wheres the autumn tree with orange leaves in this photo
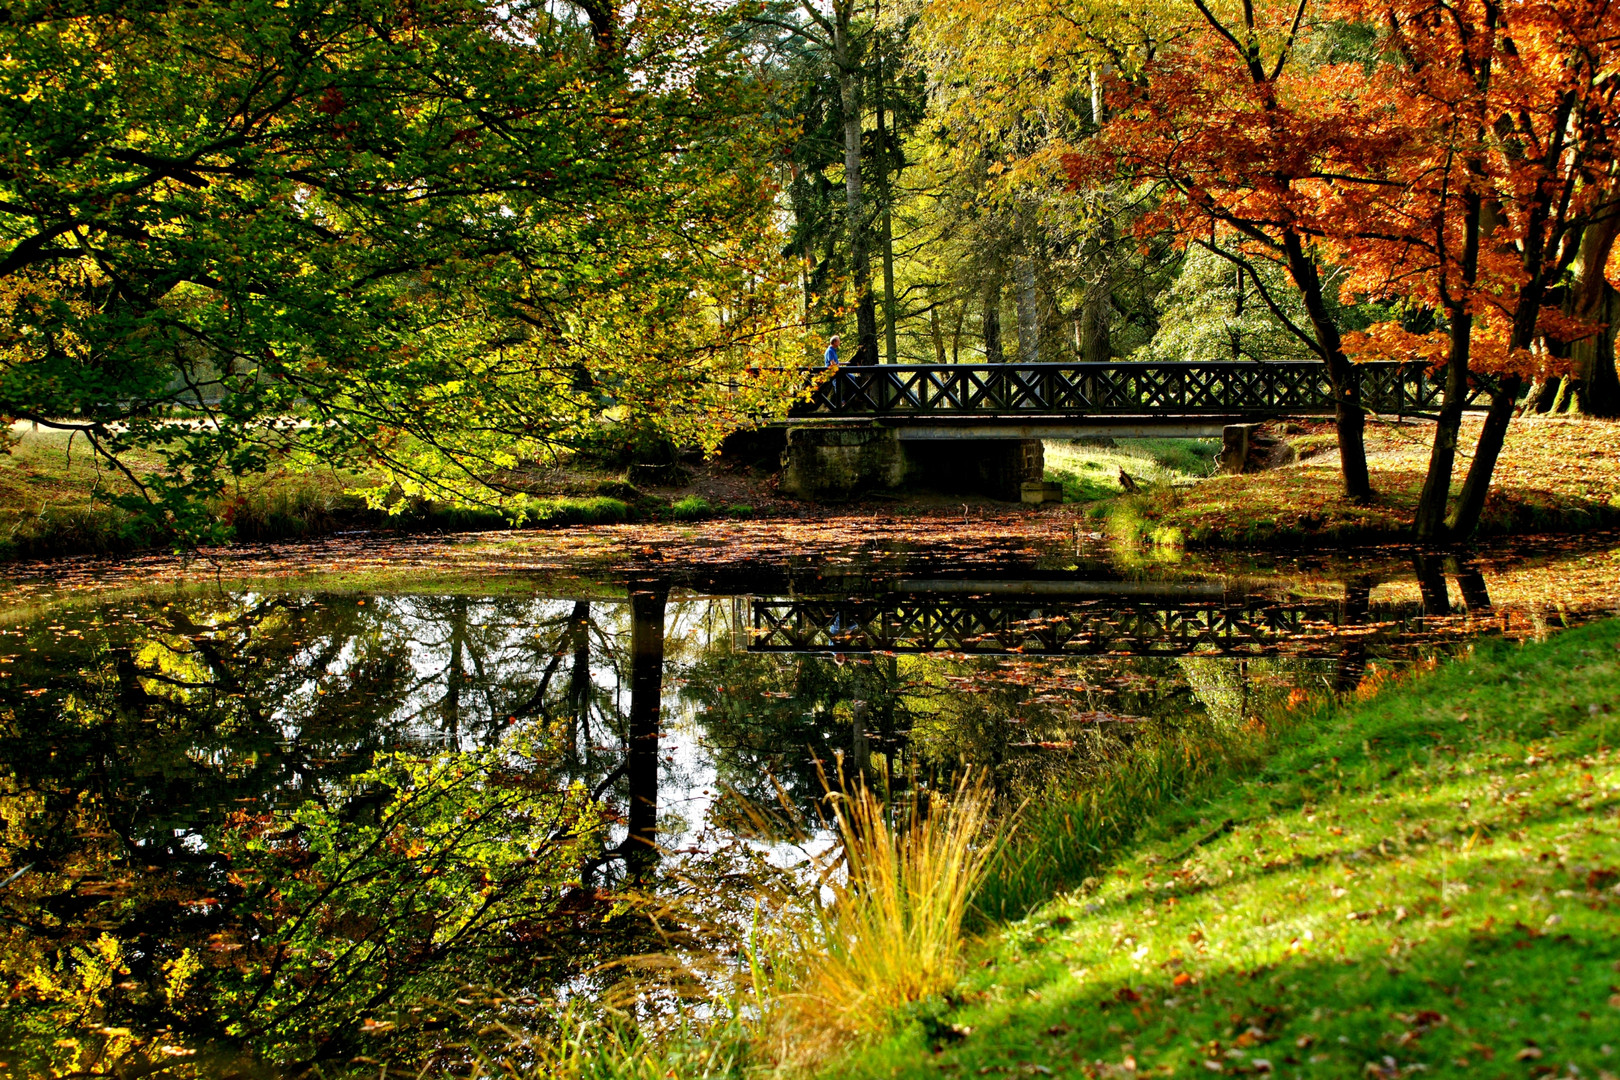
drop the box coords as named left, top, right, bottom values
left=992, top=0, right=1620, bottom=539
left=1316, top=0, right=1620, bottom=539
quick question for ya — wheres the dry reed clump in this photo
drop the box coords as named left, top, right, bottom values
left=754, top=775, right=1001, bottom=1068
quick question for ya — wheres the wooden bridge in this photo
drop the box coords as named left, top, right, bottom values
left=791, top=359, right=1466, bottom=438
left=774, top=360, right=1478, bottom=499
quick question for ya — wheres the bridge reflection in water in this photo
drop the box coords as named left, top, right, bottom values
left=746, top=574, right=1491, bottom=658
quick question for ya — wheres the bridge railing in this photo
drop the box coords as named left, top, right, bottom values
left=795, top=360, right=1461, bottom=419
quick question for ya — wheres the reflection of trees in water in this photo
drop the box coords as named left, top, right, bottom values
left=680, top=618, right=1324, bottom=816
left=0, top=590, right=685, bottom=1077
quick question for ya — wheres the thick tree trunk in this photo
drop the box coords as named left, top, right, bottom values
left=1446, top=374, right=1522, bottom=539
left=1078, top=297, right=1111, bottom=362
left=1524, top=377, right=1559, bottom=414
left=929, top=306, right=947, bottom=365
left=1280, top=231, right=1372, bottom=501
left=1563, top=195, right=1620, bottom=417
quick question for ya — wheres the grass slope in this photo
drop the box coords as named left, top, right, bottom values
left=1108, top=417, right=1620, bottom=547
left=1044, top=439, right=1220, bottom=503
left=849, top=621, right=1620, bottom=1079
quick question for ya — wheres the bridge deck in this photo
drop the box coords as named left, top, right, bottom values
left=789, top=360, right=1481, bottom=425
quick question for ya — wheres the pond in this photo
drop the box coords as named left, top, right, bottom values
left=2, top=522, right=1617, bottom=1077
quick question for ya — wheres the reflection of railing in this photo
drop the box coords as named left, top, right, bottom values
left=796, top=360, right=1481, bottom=419
left=749, top=597, right=1422, bottom=657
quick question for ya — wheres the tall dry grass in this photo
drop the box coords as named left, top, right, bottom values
left=755, top=774, right=1001, bottom=1067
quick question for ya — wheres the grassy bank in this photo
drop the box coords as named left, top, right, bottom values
left=1044, top=438, right=1220, bottom=502
left=1093, top=416, right=1620, bottom=547
left=836, top=619, right=1620, bottom=1079
left=0, top=428, right=756, bottom=559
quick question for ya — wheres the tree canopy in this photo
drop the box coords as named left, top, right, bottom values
left=0, top=0, right=809, bottom=536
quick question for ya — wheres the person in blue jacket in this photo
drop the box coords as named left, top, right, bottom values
left=824, top=334, right=841, bottom=366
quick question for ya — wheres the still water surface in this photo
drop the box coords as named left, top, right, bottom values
left=1, top=528, right=1616, bottom=1075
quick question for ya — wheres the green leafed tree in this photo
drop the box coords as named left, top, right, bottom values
left=0, top=0, right=811, bottom=540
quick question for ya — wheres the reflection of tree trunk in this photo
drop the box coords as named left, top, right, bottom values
left=444, top=597, right=466, bottom=742
left=1334, top=579, right=1371, bottom=694
left=567, top=601, right=591, bottom=759
left=850, top=698, right=870, bottom=780
left=623, top=585, right=667, bottom=875
left=1413, top=555, right=1450, bottom=615
left=1453, top=565, right=1492, bottom=611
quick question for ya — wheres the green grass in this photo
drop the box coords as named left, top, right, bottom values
left=840, top=621, right=1620, bottom=1079
left=1044, top=439, right=1219, bottom=503
left=671, top=495, right=716, bottom=521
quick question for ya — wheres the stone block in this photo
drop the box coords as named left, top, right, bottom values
left=1220, top=423, right=1261, bottom=474
left=1021, top=481, right=1065, bottom=504
left=779, top=425, right=906, bottom=499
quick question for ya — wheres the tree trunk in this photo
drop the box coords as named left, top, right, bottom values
left=1415, top=186, right=1482, bottom=541
left=835, top=25, right=877, bottom=365
left=1079, top=64, right=1114, bottom=364
left=1414, top=307, right=1472, bottom=540
left=951, top=299, right=964, bottom=363
left=875, top=47, right=898, bottom=365
left=929, top=306, right=947, bottom=365
left=1079, top=290, right=1111, bottom=362
left=1562, top=195, right=1620, bottom=417
left=1279, top=230, right=1372, bottom=501
left=983, top=272, right=1004, bottom=362
left=1015, top=256, right=1039, bottom=360
left=1525, top=377, right=1559, bottom=413
left=1230, top=265, right=1244, bottom=361
left=1446, top=374, right=1521, bottom=539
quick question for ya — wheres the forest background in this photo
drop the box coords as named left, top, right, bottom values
left=3, top=0, right=1619, bottom=545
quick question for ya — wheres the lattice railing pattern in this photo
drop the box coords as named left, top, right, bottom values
left=750, top=598, right=1410, bottom=657
left=799, top=360, right=1469, bottom=419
